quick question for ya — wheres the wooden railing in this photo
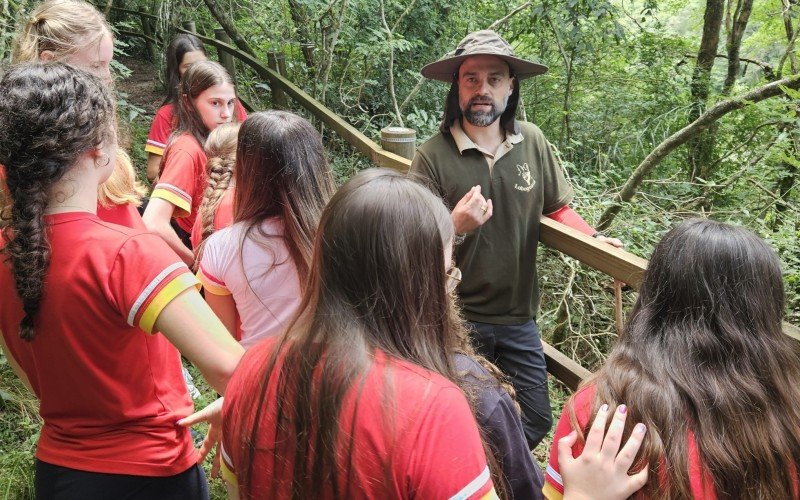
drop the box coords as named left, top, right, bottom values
left=107, top=9, right=799, bottom=390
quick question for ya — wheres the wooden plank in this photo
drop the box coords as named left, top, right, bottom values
left=179, top=30, right=413, bottom=172
left=785, top=322, right=800, bottom=343
left=542, top=340, right=591, bottom=391
left=539, top=217, right=648, bottom=290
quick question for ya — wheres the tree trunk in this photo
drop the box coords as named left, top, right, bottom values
left=200, top=0, right=254, bottom=55
left=722, top=0, right=753, bottom=95
left=288, top=0, right=316, bottom=68
left=597, top=72, right=800, bottom=230
left=777, top=1, right=799, bottom=224
left=687, top=0, right=725, bottom=180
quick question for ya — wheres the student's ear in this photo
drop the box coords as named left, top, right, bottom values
left=39, top=50, right=55, bottom=62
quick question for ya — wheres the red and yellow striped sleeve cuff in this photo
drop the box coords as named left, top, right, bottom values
left=543, top=483, right=563, bottom=500
left=127, top=263, right=200, bottom=334
left=144, top=143, right=165, bottom=156
left=151, top=184, right=191, bottom=215
left=197, top=267, right=231, bottom=296
left=220, top=445, right=238, bottom=487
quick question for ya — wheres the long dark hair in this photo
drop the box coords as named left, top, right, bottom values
left=229, top=169, right=505, bottom=498
left=162, top=34, right=206, bottom=107
left=576, top=219, right=800, bottom=499
left=233, top=111, right=335, bottom=286
left=173, top=60, right=235, bottom=146
left=439, top=70, right=520, bottom=135
left=0, top=62, right=115, bottom=341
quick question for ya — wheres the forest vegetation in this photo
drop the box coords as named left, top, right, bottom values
left=0, top=0, right=798, bottom=497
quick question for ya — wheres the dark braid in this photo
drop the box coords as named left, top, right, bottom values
left=0, top=62, right=114, bottom=341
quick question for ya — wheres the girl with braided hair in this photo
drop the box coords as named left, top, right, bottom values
left=190, top=122, right=241, bottom=252
left=0, top=62, right=243, bottom=498
left=144, top=60, right=240, bottom=267
left=4, top=0, right=147, bottom=230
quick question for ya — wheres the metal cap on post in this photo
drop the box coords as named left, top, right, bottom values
left=380, top=127, right=416, bottom=160
left=182, top=21, right=196, bottom=33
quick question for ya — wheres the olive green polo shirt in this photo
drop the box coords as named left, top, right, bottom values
left=411, top=120, right=574, bottom=325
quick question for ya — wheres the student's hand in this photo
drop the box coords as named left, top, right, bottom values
left=178, top=397, right=224, bottom=463
left=559, top=404, right=648, bottom=500
left=594, top=234, right=624, bottom=248
left=451, top=185, right=493, bottom=235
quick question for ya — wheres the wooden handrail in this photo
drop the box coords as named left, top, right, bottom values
left=106, top=15, right=800, bottom=392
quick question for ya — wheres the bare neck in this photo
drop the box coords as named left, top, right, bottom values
left=45, top=166, right=100, bottom=215
left=460, top=117, right=505, bottom=154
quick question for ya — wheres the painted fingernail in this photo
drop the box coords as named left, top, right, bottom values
left=600, top=404, right=609, bottom=412
left=634, top=423, right=646, bottom=434
left=619, top=404, right=627, bottom=414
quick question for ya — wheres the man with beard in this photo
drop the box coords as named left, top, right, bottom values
left=411, top=30, right=622, bottom=450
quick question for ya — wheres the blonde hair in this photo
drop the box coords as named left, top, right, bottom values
left=197, top=123, right=240, bottom=242
left=98, top=149, right=146, bottom=207
left=12, top=0, right=110, bottom=63
left=14, top=0, right=145, bottom=208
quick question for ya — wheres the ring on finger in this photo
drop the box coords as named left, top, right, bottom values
left=480, top=204, right=488, bottom=214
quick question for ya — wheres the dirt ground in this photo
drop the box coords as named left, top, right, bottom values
left=118, top=56, right=164, bottom=116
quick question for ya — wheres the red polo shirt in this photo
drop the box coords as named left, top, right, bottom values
left=0, top=212, right=199, bottom=476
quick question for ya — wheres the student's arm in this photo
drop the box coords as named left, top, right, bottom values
left=0, top=333, right=33, bottom=393
left=154, top=288, right=243, bottom=395
left=205, top=293, right=238, bottom=338
left=226, top=481, right=240, bottom=500
left=146, top=153, right=161, bottom=184
left=142, top=197, right=194, bottom=266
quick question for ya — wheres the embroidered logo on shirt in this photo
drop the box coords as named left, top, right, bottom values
left=514, top=163, right=536, bottom=192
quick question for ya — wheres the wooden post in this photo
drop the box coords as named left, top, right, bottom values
left=267, top=51, right=288, bottom=108
left=380, top=127, right=416, bottom=160
left=214, top=28, right=236, bottom=83
left=182, top=21, right=196, bottom=33
left=140, top=8, right=157, bottom=61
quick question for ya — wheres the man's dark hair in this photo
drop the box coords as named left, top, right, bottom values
left=439, top=64, right=520, bottom=135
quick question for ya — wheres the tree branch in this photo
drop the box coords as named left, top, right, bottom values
left=487, top=1, right=532, bottom=31
left=597, top=72, right=800, bottom=229
left=380, top=0, right=403, bottom=127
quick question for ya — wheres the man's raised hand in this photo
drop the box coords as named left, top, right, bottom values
left=451, top=185, right=493, bottom=235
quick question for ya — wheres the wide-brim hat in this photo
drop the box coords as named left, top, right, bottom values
left=421, top=30, right=548, bottom=82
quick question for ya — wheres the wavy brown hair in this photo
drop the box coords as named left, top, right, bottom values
left=174, top=60, right=236, bottom=146
left=573, top=219, right=800, bottom=499
left=229, top=169, right=508, bottom=499
left=232, top=111, right=335, bottom=287
left=0, top=62, right=115, bottom=341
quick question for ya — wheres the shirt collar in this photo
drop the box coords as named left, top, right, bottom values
left=450, top=119, right=524, bottom=157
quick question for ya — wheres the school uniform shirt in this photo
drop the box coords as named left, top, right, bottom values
left=151, top=133, right=207, bottom=234
left=197, top=218, right=301, bottom=350
left=221, top=338, right=498, bottom=499
left=189, top=186, right=235, bottom=250
left=97, top=202, right=146, bottom=230
left=0, top=212, right=200, bottom=476
left=544, top=385, right=717, bottom=499
left=145, top=103, right=248, bottom=156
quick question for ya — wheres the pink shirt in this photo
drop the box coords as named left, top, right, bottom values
left=197, top=219, right=301, bottom=349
